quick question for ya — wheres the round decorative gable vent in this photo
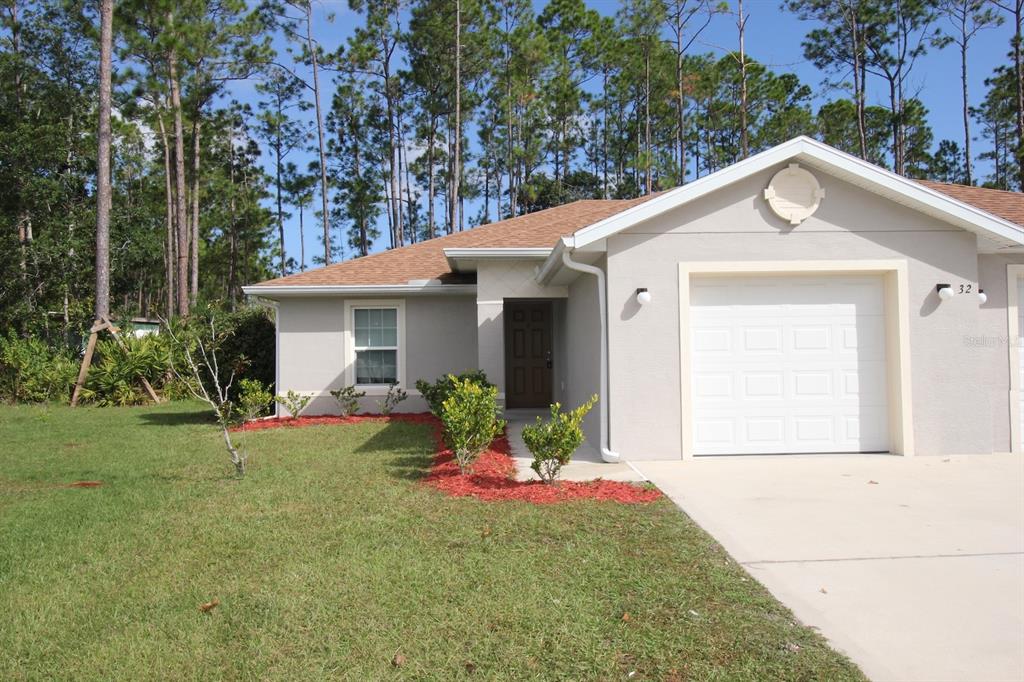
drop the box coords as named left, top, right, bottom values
left=764, top=163, right=825, bottom=225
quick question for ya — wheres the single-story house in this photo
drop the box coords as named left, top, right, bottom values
left=243, top=137, right=1024, bottom=461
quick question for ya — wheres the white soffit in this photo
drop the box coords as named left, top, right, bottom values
left=443, top=247, right=552, bottom=273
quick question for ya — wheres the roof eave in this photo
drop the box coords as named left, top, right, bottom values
left=443, top=247, right=552, bottom=273
left=241, top=283, right=478, bottom=298
left=536, top=238, right=572, bottom=286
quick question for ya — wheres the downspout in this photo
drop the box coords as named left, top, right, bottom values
left=561, top=250, right=620, bottom=463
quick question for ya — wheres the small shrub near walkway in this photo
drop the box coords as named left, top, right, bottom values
left=234, top=410, right=660, bottom=505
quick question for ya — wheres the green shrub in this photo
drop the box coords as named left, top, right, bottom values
left=276, top=390, right=311, bottom=418
left=522, top=395, right=598, bottom=484
left=440, top=376, right=505, bottom=474
left=238, top=378, right=274, bottom=421
left=330, top=385, right=365, bottom=417
left=216, top=306, right=275, bottom=400
left=0, top=334, right=77, bottom=403
left=377, top=382, right=407, bottom=416
left=81, top=334, right=172, bottom=407
left=416, top=370, right=492, bottom=418
left=417, top=368, right=493, bottom=417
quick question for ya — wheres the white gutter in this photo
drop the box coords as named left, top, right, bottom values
left=561, top=250, right=620, bottom=463
left=444, top=247, right=552, bottom=273
left=241, top=283, right=477, bottom=297
left=443, top=247, right=552, bottom=259
left=535, top=238, right=569, bottom=285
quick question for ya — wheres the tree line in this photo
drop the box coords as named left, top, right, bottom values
left=1, top=0, right=1021, bottom=338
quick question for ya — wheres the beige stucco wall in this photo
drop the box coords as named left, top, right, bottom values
left=276, top=295, right=478, bottom=414
left=606, top=164, right=1006, bottom=459
left=563, top=258, right=604, bottom=451
left=476, top=261, right=567, bottom=398
left=976, top=254, right=1024, bottom=452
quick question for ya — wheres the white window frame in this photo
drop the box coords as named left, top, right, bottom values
left=343, top=299, right=406, bottom=394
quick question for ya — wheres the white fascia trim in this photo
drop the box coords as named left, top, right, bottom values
left=568, top=136, right=1024, bottom=250
left=443, top=247, right=552, bottom=259
left=444, top=247, right=552, bottom=272
left=535, top=238, right=571, bottom=286
left=241, top=284, right=477, bottom=297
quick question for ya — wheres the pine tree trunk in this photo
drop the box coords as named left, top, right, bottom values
left=228, top=131, right=237, bottom=308
left=675, top=33, right=686, bottom=186
left=94, top=0, right=113, bottom=321
left=299, top=203, right=305, bottom=270
left=644, top=45, right=652, bottom=194
left=603, top=69, right=609, bottom=198
left=427, top=121, right=436, bottom=239
left=960, top=38, right=973, bottom=184
left=158, top=116, right=175, bottom=319
left=275, top=133, right=285, bottom=274
left=400, top=108, right=416, bottom=242
left=850, top=12, right=868, bottom=159
left=306, top=5, right=331, bottom=264
left=167, top=38, right=189, bottom=318
left=887, top=77, right=902, bottom=175
left=385, top=85, right=403, bottom=246
left=190, top=118, right=200, bottom=306
left=451, top=0, right=462, bottom=232
left=738, top=0, right=749, bottom=159
left=1014, top=5, right=1024, bottom=188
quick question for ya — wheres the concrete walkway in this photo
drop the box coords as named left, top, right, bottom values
left=504, top=409, right=644, bottom=482
left=632, top=454, right=1024, bottom=682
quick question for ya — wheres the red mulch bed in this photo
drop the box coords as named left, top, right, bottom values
left=231, top=413, right=435, bottom=432
left=233, top=413, right=661, bottom=505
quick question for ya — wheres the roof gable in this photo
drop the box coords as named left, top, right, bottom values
left=567, top=137, right=1024, bottom=251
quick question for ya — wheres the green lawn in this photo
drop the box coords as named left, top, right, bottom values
left=0, top=402, right=864, bottom=680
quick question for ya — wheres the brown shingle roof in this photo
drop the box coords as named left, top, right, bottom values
left=916, top=180, right=1024, bottom=228
left=254, top=195, right=658, bottom=287
left=252, top=180, right=1024, bottom=288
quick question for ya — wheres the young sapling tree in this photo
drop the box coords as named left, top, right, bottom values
left=164, top=318, right=248, bottom=477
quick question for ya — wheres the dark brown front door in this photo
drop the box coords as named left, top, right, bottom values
left=505, top=300, right=553, bottom=408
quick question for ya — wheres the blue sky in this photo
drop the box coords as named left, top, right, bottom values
left=227, top=0, right=1017, bottom=267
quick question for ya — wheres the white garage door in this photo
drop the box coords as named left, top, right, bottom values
left=690, top=274, right=889, bottom=455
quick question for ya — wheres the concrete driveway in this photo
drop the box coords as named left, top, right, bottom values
left=632, top=454, right=1024, bottom=682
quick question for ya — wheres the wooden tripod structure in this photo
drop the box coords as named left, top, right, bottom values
left=70, top=316, right=161, bottom=407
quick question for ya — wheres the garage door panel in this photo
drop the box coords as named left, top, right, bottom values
left=690, top=274, right=889, bottom=455
left=694, top=411, right=889, bottom=454
left=743, top=373, right=784, bottom=398
left=693, top=372, right=733, bottom=399
left=792, top=371, right=832, bottom=398
left=693, top=327, right=733, bottom=353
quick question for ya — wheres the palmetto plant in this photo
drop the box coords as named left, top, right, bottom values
left=82, top=335, right=173, bottom=407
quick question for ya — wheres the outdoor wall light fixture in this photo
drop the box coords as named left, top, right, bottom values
left=936, top=283, right=954, bottom=301
left=636, top=287, right=652, bottom=306
left=978, top=288, right=987, bottom=305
